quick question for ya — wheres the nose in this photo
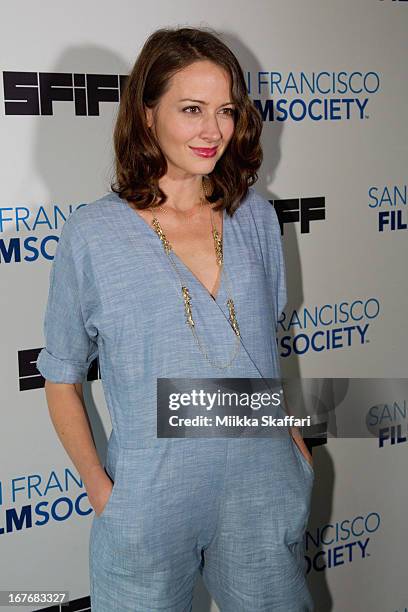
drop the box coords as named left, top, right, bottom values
left=199, top=113, right=224, bottom=141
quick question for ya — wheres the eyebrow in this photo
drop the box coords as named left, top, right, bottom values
left=178, top=98, right=235, bottom=106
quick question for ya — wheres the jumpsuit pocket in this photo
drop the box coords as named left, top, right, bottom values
left=94, top=450, right=124, bottom=520
left=291, top=436, right=315, bottom=480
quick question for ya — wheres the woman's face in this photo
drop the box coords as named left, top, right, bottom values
left=145, top=60, right=236, bottom=180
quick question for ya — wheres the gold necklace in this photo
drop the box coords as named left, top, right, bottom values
left=148, top=178, right=241, bottom=370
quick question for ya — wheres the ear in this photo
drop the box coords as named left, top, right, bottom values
left=144, top=105, right=153, bottom=129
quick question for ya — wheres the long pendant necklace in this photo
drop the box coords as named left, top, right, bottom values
left=148, top=179, right=241, bottom=370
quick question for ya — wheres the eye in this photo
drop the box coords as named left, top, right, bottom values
left=183, top=106, right=200, bottom=114
left=182, top=106, right=236, bottom=116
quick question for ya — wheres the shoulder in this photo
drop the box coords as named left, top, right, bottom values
left=60, top=191, right=123, bottom=243
left=247, top=187, right=276, bottom=216
left=241, top=187, right=280, bottom=236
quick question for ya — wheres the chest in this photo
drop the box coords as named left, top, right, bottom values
left=134, top=207, right=223, bottom=299
left=84, top=207, right=280, bottom=376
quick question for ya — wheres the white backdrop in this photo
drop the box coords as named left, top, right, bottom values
left=1, top=1, right=407, bottom=611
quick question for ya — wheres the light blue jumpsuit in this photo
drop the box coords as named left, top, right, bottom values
left=37, top=186, right=314, bottom=611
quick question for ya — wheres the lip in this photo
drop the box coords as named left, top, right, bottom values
left=189, top=146, right=218, bottom=158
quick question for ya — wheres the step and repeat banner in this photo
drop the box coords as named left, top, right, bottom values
left=1, top=1, right=407, bottom=611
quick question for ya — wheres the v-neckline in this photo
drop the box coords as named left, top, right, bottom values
left=123, top=197, right=228, bottom=304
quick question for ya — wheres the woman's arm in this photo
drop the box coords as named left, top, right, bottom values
left=44, top=380, right=112, bottom=516
left=252, top=193, right=313, bottom=468
left=37, top=211, right=111, bottom=513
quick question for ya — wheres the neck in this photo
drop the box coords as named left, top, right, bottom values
left=156, top=176, right=206, bottom=212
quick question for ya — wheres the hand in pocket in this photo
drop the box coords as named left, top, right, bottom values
left=87, top=472, right=114, bottom=517
left=293, top=436, right=314, bottom=470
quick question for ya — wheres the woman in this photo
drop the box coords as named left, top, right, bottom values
left=37, top=26, right=315, bottom=612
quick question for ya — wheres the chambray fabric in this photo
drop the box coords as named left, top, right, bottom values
left=37, top=187, right=314, bottom=611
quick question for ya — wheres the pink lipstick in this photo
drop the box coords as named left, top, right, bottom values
left=189, top=146, right=218, bottom=158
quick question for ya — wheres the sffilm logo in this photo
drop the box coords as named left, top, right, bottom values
left=272, top=197, right=325, bottom=234
left=19, top=348, right=99, bottom=391
left=3, top=72, right=128, bottom=115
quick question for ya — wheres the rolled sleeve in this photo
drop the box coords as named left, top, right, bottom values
left=37, top=215, right=98, bottom=384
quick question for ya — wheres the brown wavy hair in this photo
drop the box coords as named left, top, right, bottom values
left=110, top=26, right=263, bottom=216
